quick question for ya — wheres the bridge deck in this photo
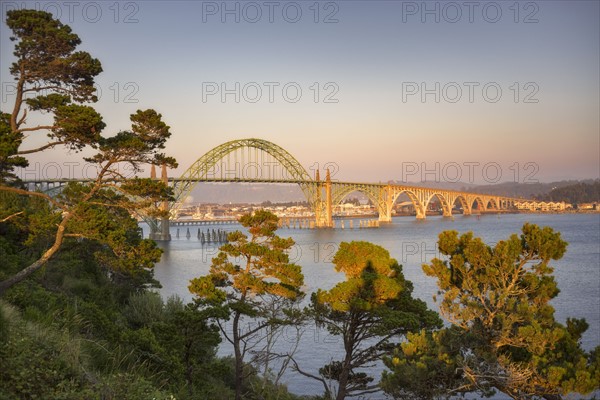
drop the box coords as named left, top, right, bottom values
left=21, top=178, right=531, bottom=202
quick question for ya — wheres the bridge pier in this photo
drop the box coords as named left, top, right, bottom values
left=149, top=217, right=171, bottom=241
left=313, top=169, right=334, bottom=228
left=149, top=164, right=172, bottom=241
left=378, top=214, right=392, bottom=223
left=377, top=185, right=394, bottom=223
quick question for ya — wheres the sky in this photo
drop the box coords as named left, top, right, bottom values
left=1, top=0, right=599, bottom=185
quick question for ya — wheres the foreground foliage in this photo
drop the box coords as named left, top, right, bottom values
left=296, top=241, right=441, bottom=400
left=189, top=210, right=305, bottom=400
left=0, top=9, right=176, bottom=296
left=0, top=246, right=223, bottom=398
left=382, top=223, right=600, bottom=400
left=0, top=213, right=305, bottom=399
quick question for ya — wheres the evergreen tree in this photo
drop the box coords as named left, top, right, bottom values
left=382, top=224, right=600, bottom=399
left=1, top=9, right=103, bottom=183
left=0, top=10, right=176, bottom=295
left=295, top=241, right=441, bottom=400
left=189, top=210, right=304, bottom=400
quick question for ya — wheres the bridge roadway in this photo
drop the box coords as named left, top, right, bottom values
left=20, top=138, right=568, bottom=240
left=22, top=175, right=534, bottom=220
left=21, top=174, right=565, bottom=240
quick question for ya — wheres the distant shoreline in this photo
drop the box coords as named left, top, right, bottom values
left=394, top=209, right=600, bottom=217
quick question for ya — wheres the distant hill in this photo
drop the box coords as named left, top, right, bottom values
left=465, top=180, right=598, bottom=200
left=393, top=180, right=599, bottom=200
left=535, top=180, right=600, bottom=204
left=464, top=181, right=579, bottom=199
left=387, top=180, right=473, bottom=191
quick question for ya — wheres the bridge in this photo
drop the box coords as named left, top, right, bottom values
left=22, top=138, right=568, bottom=241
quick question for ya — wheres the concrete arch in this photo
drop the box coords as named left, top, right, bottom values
left=451, top=195, right=471, bottom=215
left=471, top=196, right=487, bottom=212
left=424, top=192, right=453, bottom=217
left=391, top=189, right=427, bottom=219
left=331, top=184, right=380, bottom=209
left=486, top=198, right=499, bottom=210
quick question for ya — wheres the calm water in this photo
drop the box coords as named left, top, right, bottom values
left=143, top=213, right=600, bottom=398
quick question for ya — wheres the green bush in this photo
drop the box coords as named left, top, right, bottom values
left=123, top=291, right=165, bottom=328
left=0, top=302, right=91, bottom=399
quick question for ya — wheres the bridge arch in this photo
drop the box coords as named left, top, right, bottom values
left=471, top=196, right=487, bottom=212
left=424, top=192, right=453, bottom=217
left=389, top=189, right=427, bottom=219
left=451, top=195, right=471, bottom=215
left=171, top=138, right=314, bottom=214
left=486, top=198, right=499, bottom=210
left=331, top=184, right=380, bottom=209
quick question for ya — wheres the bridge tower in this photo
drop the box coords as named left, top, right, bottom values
left=378, top=185, right=394, bottom=223
left=313, top=169, right=333, bottom=228
left=149, top=164, right=172, bottom=241
left=325, top=169, right=333, bottom=227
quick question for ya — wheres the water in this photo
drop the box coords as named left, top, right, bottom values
left=143, top=213, right=600, bottom=398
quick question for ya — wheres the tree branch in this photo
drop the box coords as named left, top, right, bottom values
left=0, top=211, right=24, bottom=222
left=64, top=233, right=88, bottom=238
left=17, top=108, right=27, bottom=128
left=351, top=385, right=382, bottom=396
left=0, top=185, right=64, bottom=210
left=18, top=140, right=66, bottom=154
left=15, top=125, right=56, bottom=134
left=290, top=356, right=332, bottom=399
left=0, top=212, right=73, bottom=296
left=22, top=85, right=78, bottom=95
left=239, top=321, right=271, bottom=341
left=10, top=66, right=25, bottom=131
left=217, top=319, right=234, bottom=346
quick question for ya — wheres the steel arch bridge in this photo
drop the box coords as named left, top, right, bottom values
left=20, top=138, right=567, bottom=240
left=143, top=138, right=542, bottom=240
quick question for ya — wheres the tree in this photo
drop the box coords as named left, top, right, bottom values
left=0, top=109, right=176, bottom=295
left=0, top=10, right=176, bottom=296
left=382, top=224, right=600, bottom=399
left=1, top=9, right=103, bottom=183
left=381, top=326, right=469, bottom=400
left=294, top=241, right=441, bottom=400
left=188, top=210, right=305, bottom=400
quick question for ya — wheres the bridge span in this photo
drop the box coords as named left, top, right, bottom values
left=22, top=138, right=567, bottom=241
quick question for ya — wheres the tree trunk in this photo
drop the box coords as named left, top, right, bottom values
left=0, top=222, right=66, bottom=296
left=336, top=352, right=353, bottom=400
left=10, top=68, right=25, bottom=132
left=336, top=373, right=348, bottom=400
left=233, top=310, right=244, bottom=400
left=336, top=319, right=356, bottom=400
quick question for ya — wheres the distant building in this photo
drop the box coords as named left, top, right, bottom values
left=514, top=201, right=571, bottom=211
left=577, top=202, right=598, bottom=210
